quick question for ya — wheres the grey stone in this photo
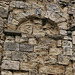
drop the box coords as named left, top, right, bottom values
left=12, top=51, right=27, bottom=61
left=4, top=42, right=19, bottom=51
left=1, top=60, right=19, bottom=70
left=46, top=4, right=60, bottom=12
left=0, top=6, right=8, bottom=18
left=20, top=44, right=33, bottom=52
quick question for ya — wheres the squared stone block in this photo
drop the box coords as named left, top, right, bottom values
left=12, top=51, right=27, bottom=61
left=49, top=48, right=62, bottom=55
left=20, top=44, right=33, bottom=52
left=1, top=60, right=19, bottom=70
left=58, top=54, right=70, bottom=65
left=4, top=42, right=19, bottom=51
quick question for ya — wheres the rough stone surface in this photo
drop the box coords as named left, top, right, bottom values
left=0, top=0, right=75, bottom=75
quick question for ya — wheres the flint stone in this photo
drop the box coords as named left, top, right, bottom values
left=1, top=60, right=19, bottom=70
left=1, top=71, right=12, bottom=75
left=4, top=42, right=19, bottom=51
left=20, top=44, right=33, bottom=52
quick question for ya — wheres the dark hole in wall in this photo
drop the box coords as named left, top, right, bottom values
left=42, top=18, right=47, bottom=26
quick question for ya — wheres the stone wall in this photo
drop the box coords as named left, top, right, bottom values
left=0, top=0, right=75, bottom=75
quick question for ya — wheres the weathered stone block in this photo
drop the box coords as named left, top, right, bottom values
left=0, top=6, right=8, bottom=18
left=34, top=45, right=49, bottom=56
left=34, top=45, right=48, bottom=51
left=27, top=52, right=38, bottom=61
left=20, top=62, right=32, bottom=71
left=3, top=51, right=12, bottom=60
left=60, top=30, right=67, bottom=35
left=12, top=51, right=27, bottom=61
left=44, top=56, right=57, bottom=64
left=57, top=40, right=62, bottom=47
left=72, top=31, right=75, bottom=36
left=71, top=52, right=75, bottom=61
left=33, top=19, right=42, bottom=24
left=58, top=54, right=70, bottom=65
left=62, top=40, right=72, bottom=48
left=18, top=22, right=32, bottom=34
left=0, top=17, right=4, bottom=26
left=4, top=42, right=19, bottom=51
left=63, top=47, right=72, bottom=56
left=5, top=36, right=15, bottom=42
left=39, top=65, right=65, bottom=74
left=13, top=72, right=28, bottom=75
left=38, top=38, right=56, bottom=47
left=49, top=48, right=62, bottom=55
left=1, top=60, right=19, bottom=70
left=65, top=67, right=73, bottom=75
left=58, top=22, right=68, bottom=30
left=73, top=62, right=75, bottom=70
left=72, top=36, right=75, bottom=44
left=1, top=71, right=12, bottom=75
left=20, top=44, right=33, bottom=52
left=33, top=25, right=45, bottom=37
left=29, top=38, right=37, bottom=45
